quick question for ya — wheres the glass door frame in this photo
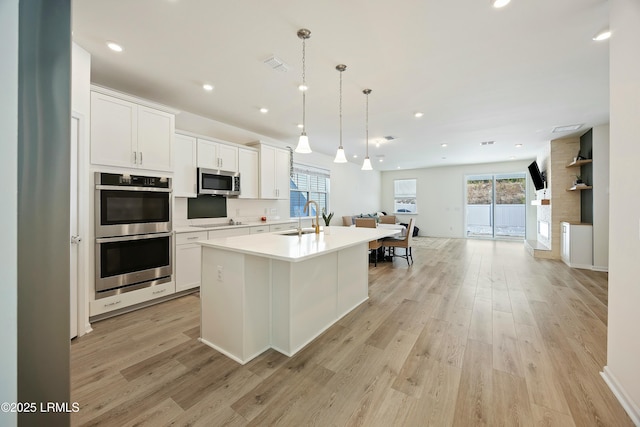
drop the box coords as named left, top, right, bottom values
left=465, top=172, right=527, bottom=240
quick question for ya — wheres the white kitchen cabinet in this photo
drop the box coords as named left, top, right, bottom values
left=269, top=223, right=296, bottom=232
left=561, top=222, right=593, bottom=269
left=175, top=231, right=207, bottom=292
left=173, top=134, right=197, bottom=197
left=208, top=228, right=247, bottom=239
left=89, top=280, right=175, bottom=317
left=250, top=142, right=290, bottom=199
left=197, top=138, right=238, bottom=172
left=238, top=147, right=259, bottom=199
left=250, top=225, right=269, bottom=234
left=90, top=91, right=174, bottom=172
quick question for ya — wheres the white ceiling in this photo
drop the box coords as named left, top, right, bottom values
left=72, top=0, right=610, bottom=171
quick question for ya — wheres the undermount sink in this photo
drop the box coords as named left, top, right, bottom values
left=280, top=229, right=316, bottom=236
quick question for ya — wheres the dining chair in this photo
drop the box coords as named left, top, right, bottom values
left=379, top=215, right=396, bottom=224
left=355, top=218, right=383, bottom=266
left=382, top=218, right=415, bottom=266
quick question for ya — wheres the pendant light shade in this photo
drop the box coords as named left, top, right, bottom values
left=361, top=89, right=373, bottom=171
left=361, top=157, right=373, bottom=171
left=295, top=28, right=312, bottom=154
left=296, top=133, right=311, bottom=154
left=334, top=64, right=348, bottom=163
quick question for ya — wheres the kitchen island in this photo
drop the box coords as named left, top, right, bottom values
left=198, top=226, right=398, bottom=364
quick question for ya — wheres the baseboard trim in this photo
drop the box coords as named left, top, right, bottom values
left=592, top=265, right=609, bottom=272
left=601, top=366, right=640, bottom=426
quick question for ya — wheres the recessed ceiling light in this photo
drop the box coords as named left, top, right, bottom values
left=441, top=143, right=448, bottom=147
left=297, top=123, right=304, bottom=129
left=298, top=84, right=308, bottom=91
left=552, top=124, right=583, bottom=133
left=353, top=154, right=358, bottom=158
left=509, top=156, right=516, bottom=160
left=491, top=0, right=510, bottom=8
left=515, top=143, right=523, bottom=148
left=414, top=112, right=424, bottom=118
left=202, top=84, right=214, bottom=91
left=397, top=166, right=401, bottom=169
left=593, top=30, right=611, bottom=41
left=106, top=41, right=123, bottom=52
left=259, top=107, right=269, bottom=113
left=379, top=158, right=384, bottom=163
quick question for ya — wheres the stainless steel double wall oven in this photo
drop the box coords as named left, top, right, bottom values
left=95, top=172, right=173, bottom=298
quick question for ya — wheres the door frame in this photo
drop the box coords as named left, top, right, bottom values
left=71, top=110, right=91, bottom=337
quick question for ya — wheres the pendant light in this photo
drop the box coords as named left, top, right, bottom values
left=361, top=89, right=373, bottom=170
left=333, top=64, right=348, bottom=163
left=295, top=28, right=312, bottom=154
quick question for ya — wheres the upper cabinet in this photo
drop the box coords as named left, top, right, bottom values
left=173, top=133, right=197, bottom=197
left=197, top=138, right=238, bottom=173
left=238, top=147, right=259, bottom=199
left=90, top=89, right=175, bottom=172
left=250, top=142, right=290, bottom=200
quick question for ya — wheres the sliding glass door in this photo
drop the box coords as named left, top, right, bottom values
left=466, top=173, right=526, bottom=239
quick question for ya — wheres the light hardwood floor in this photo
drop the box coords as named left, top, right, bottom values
left=71, top=238, right=633, bottom=426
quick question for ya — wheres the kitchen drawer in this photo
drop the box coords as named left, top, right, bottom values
left=269, top=223, right=296, bottom=232
left=175, top=231, right=208, bottom=245
left=89, top=281, right=175, bottom=316
left=208, top=228, right=247, bottom=239
left=250, top=226, right=269, bottom=234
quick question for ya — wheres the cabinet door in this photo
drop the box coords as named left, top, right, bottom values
left=259, top=144, right=277, bottom=198
left=174, top=134, right=197, bottom=197
left=218, top=144, right=238, bottom=172
left=90, top=92, right=136, bottom=167
left=197, top=139, right=218, bottom=169
left=238, top=148, right=259, bottom=199
left=176, top=243, right=202, bottom=292
left=137, top=106, right=174, bottom=172
left=274, top=148, right=291, bottom=200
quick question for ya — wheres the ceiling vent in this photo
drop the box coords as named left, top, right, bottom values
left=480, top=141, right=495, bottom=146
left=552, top=124, right=583, bottom=133
left=383, top=136, right=397, bottom=141
left=263, top=55, right=289, bottom=72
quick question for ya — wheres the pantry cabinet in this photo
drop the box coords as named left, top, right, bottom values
left=90, top=90, right=175, bottom=172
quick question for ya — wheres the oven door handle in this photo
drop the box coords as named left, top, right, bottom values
left=96, top=232, right=173, bottom=244
left=95, top=185, right=172, bottom=193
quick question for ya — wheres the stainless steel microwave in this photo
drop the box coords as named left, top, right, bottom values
left=198, top=168, right=241, bottom=196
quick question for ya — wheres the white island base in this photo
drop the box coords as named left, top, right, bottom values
left=199, top=227, right=396, bottom=364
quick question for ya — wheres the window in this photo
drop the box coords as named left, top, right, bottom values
left=394, top=179, right=417, bottom=213
left=290, top=164, right=330, bottom=218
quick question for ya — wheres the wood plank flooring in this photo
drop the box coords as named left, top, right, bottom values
left=71, top=238, right=633, bottom=426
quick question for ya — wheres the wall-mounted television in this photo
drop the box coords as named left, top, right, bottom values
left=528, top=161, right=546, bottom=191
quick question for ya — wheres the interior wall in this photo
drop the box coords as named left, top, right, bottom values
left=605, top=0, right=640, bottom=423
left=592, top=124, right=610, bottom=271
left=0, top=1, right=19, bottom=425
left=381, top=160, right=531, bottom=238
left=17, top=1, right=71, bottom=425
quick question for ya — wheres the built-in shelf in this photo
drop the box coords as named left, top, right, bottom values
left=566, top=159, right=593, bottom=168
left=531, top=199, right=551, bottom=205
left=567, top=185, right=593, bottom=191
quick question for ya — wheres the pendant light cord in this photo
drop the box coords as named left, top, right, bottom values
left=301, top=38, right=306, bottom=133
left=365, top=90, right=369, bottom=158
left=339, top=68, right=343, bottom=148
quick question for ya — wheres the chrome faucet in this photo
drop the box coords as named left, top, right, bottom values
left=303, top=200, right=321, bottom=234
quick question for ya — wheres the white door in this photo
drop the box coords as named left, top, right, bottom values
left=70, top=116, right=80, bottom=339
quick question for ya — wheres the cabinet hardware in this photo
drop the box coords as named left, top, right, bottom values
left=133, top=151, right=137, bottom=164
left=152, top=289, right=166, bottom=295
left=140, top=151, right=143, bottom=165
left=186, top=236, right=199, bottom=240
left=104, top=300, right=122, bottom=308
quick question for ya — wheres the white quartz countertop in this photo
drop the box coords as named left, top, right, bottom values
left=198, top=226, right=400, bottom=262
left=174, top=219, right=297, bottom=233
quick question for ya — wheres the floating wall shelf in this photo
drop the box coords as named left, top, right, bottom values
left=566, top=159, right=593, bottom=168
